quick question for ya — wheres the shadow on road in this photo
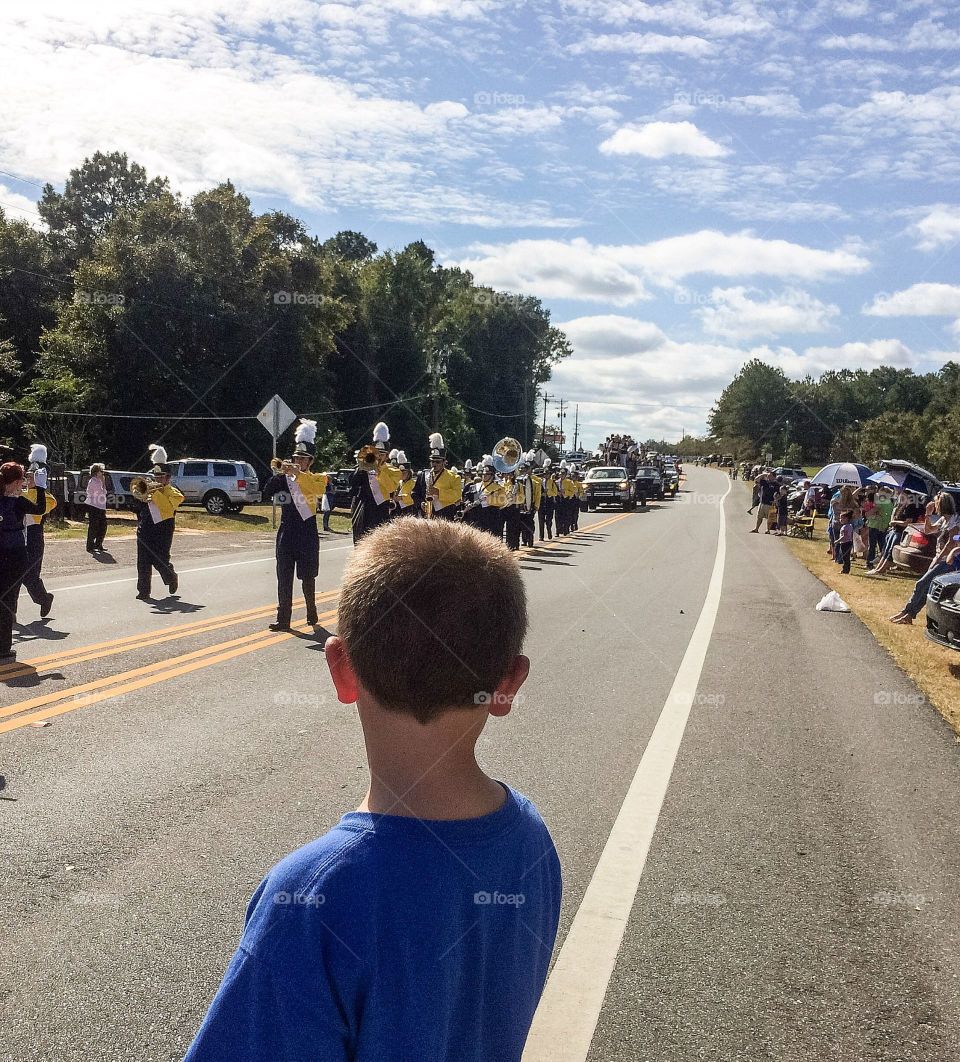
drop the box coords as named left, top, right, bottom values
left=90, top=552, right=118, bottom=564
left=14, top=620, right=69, bottom=644
left=2, top=665, right=66, bottom=688
left=147, top=598, right=205, bottom=615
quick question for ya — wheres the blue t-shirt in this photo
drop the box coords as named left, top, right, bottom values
left=184, top=785, right=561, bottom=1062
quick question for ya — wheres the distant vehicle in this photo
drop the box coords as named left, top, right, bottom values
left=892, top=522, right=936, bottom=575
left=634, top=466, right=663, bottom=505
left=774, top=466, right=807, bottom=483
left=583, top=466, right=634, bottom=511
left=328, top=468, right=355, bottom=511
left=661, top=462, right=680, bottom=497
left=926, top=570, right=960, bottom=651
left=166, top=459, right=260, bottom=514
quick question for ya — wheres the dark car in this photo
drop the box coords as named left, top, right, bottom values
left=634, top=465, right=663, bottom=505
left=925, top=570, right=960, bottom=651
left=328, top=468, right=355, bottom=511
left=583, top=466, right=634, bottom=511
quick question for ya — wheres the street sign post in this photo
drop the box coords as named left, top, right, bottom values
left=257, top=395, right=297, bottom=528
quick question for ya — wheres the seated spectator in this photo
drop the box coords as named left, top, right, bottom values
left=868, top=492, right=925, bottom=576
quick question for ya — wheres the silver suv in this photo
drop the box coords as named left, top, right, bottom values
left=165, top=459, right=260, bottom=514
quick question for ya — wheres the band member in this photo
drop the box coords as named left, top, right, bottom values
left=461, top=460, right=482, bottom=527
left=569, top=471, right=583, bottom=532
left=538, top=459, right=556, bottom=541
left=133, top=445, right=184, bottom=601
left=393, top=452, right=417, bottom=517
left=502, top=467, right=521, bottom=550
left=557, top=463, right=576, bottom=535
left=521, top=453, right=540, bottom=548
left=85, top=462, right=109, bottom=553
left=262, top=420, right=326, bottom=631
left=413, top=434, right=463, bottom=520
left=474, top=458, right=505, bottom=537
left=0, top=460, right=47, bottom=661
left=350, top=422, right=399, bottom=543
left=22, top=445, right=57, bottom=617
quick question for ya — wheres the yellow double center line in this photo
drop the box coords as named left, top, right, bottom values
left=0, top=512, right=631, bottom=735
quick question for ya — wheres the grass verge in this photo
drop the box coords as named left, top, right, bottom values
left=786, top=534, right=960, bottom=735
left=46, top=507, right=353, bottom=540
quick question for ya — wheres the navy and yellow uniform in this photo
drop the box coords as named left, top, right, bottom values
left=557, top=472, right=577, bottom=535
left=477, top=476, right=506, bottom=538
left=262, top=467, right=327, bottom=628
left=520, top=473, right=541, bottom=548
left=0, top=482, right=46, bottom=656
left=414, top=465, right=463, bottom=520
left=502, top=474, right=522, bottom=550
left=394, top=472, right=417, bottom=516
left=539, top=470, right=557, bottom=541
left=135, top=482, right=184, bottom=598
left=22, top=486, right=57, bottom=613
left=351, top=460, right=398, bottom=542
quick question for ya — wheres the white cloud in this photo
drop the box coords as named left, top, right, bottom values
left=910, top=205, right=960, bottom=251
left=819, top=33, right=896, bottom=51
left=452, top=231, right=870, bottom=305
left=0, top=184, right=43, bottom=228
left=864, top=283, right=960, bottom=317
left=570, top=32, right=715, bottom=57
left=720, top=93, right=803, bottom=118
left=697, top=287, right=840, bottom=339
left=557, top=315, right=666, bottom=355
left=599, top=121, right=729, bottom=158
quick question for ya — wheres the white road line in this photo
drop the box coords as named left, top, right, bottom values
left=50, top=544, right=354, bottom=593
left=523, top=478, right=732, bottom=1062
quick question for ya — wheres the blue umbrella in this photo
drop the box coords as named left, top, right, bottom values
left=867, top=469, right=928, bottom=494
left=810, top=462, right=873, bottom=488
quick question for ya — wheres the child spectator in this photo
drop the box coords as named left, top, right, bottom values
left=184, top=520, right=562, bottom=1062
left=838, top=509, right=855, bottom=574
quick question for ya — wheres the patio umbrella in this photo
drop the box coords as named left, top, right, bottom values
left=867, top=469, right=928, bottom=495
left=810, top=462, right=873, bottom=488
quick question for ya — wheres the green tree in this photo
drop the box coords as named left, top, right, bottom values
left=708, top=360, right=792, bottom=451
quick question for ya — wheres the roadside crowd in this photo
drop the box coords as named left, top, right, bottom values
left=745, top=469, right=960, bottom=628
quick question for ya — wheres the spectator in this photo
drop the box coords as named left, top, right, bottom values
left=750, top=473, right=778, bottom=531
left=321, top=475, right=333, bottom=532
left=867, top=492, right=924, bottom=576
left=828, top=486, right=858, bottom=561
left=801, top=480, right=817, bottom=515
left=837, top=509, right=855, bottom=573
left=865, top=489, right=894, bottom=568
left=773, top=485, right=790, bottom=535
left=891, top=492, right=960, bottom=624
left=85, top=463, right=109, bottom=554
left=747, top=477, right=761, bottom=515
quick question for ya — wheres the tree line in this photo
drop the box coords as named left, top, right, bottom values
left=0, top=151, right=571, bottom=472
left=682, top=359, right=960, bottom=478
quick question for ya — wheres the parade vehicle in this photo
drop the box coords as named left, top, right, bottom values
left=634, top=465, right=663, bottom=506
left=926, top=570, right=960, bottom=651
left=661, top=461, right=680, bottom=497
left=583, top=466, right=635, bottom=511
left=165, top=459, right=260, bottom=514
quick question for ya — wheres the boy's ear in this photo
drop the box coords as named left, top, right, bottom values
left=325, top=636, right=359, bottom=704
left=488, top=654, right=530, bottom=718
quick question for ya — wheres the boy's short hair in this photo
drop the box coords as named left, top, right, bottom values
left=337, top=520, right=528, bottom=723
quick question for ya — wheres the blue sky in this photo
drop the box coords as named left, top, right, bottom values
left=1, top=0, right=959, bottom=448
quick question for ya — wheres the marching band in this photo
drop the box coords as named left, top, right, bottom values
left=0, top=420, right=591, bottom=648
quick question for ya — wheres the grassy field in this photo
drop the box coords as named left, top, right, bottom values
left=46, top=506, right=353, bottom=540
left=786, top=534, right=960, bottom=735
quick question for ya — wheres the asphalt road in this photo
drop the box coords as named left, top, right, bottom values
left=1, top=468, right=958, bottom=1062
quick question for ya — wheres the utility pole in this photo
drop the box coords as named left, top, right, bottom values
left=429, top=345, right=449, bottom=432
left=557, top=399, right=565, bottom=452
left=573, top=404, right=579, bottom=453
left=541, top=392, right=552, bottom=446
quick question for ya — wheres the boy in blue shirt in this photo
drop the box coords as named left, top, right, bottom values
left=184, top=519, right=562, bottom=1062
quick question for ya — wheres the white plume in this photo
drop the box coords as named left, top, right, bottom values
left=373, top=421, right=390, bottom=444
left=396, top=450, right=409, bottom=465
left=149, top=444, right=168, bottom=465
left=464, top=459, right=473, bottom=471
left=388, top=448, right=399, bottom=462
left=429, top=432, right=444, bottom=449
left=28, top=443, right=47, bottom=464
left=295, top=418, right=317, bottom=445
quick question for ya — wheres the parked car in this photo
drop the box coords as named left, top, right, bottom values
left=634, top=465, right=663, bottom=505
left=328, top=469, right=355, bottom=511
left=583, top=466, right=634, bottom=511
left=773, top=466, right=806, bottom=483
left=165, top=459, right=260, bottom=514
left=891, top=522, right=936, bottom=575
left=925, top=570, right=960, bottom=651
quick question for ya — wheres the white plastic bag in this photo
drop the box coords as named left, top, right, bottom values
left=816, top=590, right=850, bottom=613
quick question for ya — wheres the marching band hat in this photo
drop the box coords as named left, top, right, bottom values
left=464, top=458, right=473, bottom=473
left=396, top=450, right=411, bottom=469
left=292, top=418, right=317, bottom=458
left=27, top=443, right=47, bottom=471
left=428, top=432, right=445, bottom=459
left=373, top=421, right=390, bottom=452
left=148, top=444, right=169, bottom=474
left=388, top=448, right=399, bottom=464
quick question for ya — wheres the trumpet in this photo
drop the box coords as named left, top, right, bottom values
left=271, top=457, right=298, bottom=476
left=130, top=476, right=161, bottom=502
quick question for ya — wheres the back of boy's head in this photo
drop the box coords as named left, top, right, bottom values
left=337, top=519, right=527, bottom=723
